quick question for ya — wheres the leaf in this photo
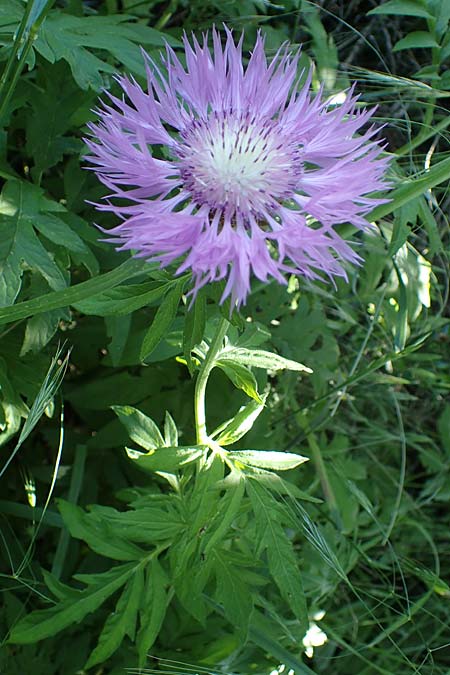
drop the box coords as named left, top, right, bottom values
left=176, top=556, right=214, bottom=625
left=183, top=291, right=206, bottom=371
left=388, top=218, right=411, bottom=257
left=216, top=360, right=263, bottom=403
left=0, top=179, right=100, bottom=306
left=164, top=411, right=178, bottom=447
left=418, top=199, right=443, bottom=255
left=35, top=12, right=180, bottom=90
left=0, top=257, right=147, bottom=325
left=219, top=347, right=312, bottom=374
left=0, top=180, right=67, bottom=305
left=202, top=477, right=245, bottom=554
left=34, top=213, right=89, bottom=256
left=88, top=504, right=184, bottom=543
left=112, top=405, right=165, bottom=451
left=236, top=321, right=271, bottom=348
left=126, top=446, right=206, bottom=473
left=437, top=403, right=450, bottom=454
left=41, top=570, right=83, bottom=602
left=234, top=468, right=321, bottom=503
left=67, top=370, right=161, bottom=411
left=0, top=0, right=22, bottom=28
left=9, top=563, right=135, bottom=644
left=213, top=549, right=253, bottom=637
left=74, top=281, right=169, bottom=316
left=58, top=500, right=145, bottom=561
left=20, top=308, right=62, bottom=355
left=247, top=481, right=308, bottom=634
left=228, top=450, right=309, bottom=471
left=303, top=5, right=338, bottom=90
left=105, top=314, right=131, bottom=366
left=25, top=63, right=89, bottom=180
left=137, top=560, right=169, bottom=668
left=216, top=467, right=322, bottom=504
left=214, top=396, right=267, bottom=446
left=140, top=278, right=185, bottom=360
left=86, top=567, right=144, bottom=668
left=392, top=259, right=408, bottom=352
left=393, top=31, right=439, bottom=52
left=370, top=155, right=450, bottom=221
left=368, top=0, right=433, bottom=18
left=0, top=348, right=66, bottom=457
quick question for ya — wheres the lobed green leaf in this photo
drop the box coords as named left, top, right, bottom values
left=58, top=500, right=145, bottom=561
left=85, top=567, right=144, bottom=668
left=9, top=563, right=136, bottom=644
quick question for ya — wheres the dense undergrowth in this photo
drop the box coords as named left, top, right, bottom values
left=1, top=1, right=450, bottom=674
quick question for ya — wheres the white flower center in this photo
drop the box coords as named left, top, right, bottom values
left=177, top=111, right=301, bottom=215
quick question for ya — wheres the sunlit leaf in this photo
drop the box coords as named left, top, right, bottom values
left=228, top=449, right=309, bottom=471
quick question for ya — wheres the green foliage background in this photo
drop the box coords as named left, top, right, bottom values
left=1, top=0, right=450, bottom=674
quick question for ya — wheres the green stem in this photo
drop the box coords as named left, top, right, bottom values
left=0, top=0, right=33, bottom=94
left=194, top=316, right=229, bottom=445
left=0, top=0, right=55, bottom=123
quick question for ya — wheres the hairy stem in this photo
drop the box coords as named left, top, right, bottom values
left=194, top=316, right=229, bottom=445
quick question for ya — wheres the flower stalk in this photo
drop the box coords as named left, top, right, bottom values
left=194, top=316, right=229, bottom=445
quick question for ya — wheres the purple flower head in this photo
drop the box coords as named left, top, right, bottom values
left=86, top=28, right=390, bottom=307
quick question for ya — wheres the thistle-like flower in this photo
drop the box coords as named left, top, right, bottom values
left=86, top=28, right=389, bottom=307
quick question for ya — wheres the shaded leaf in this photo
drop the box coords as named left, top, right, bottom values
left=86, top=567, right=144, bottom=668
left=203, top=477, right=245, bottom=554
left=35, top=13, right=180, bottom=90
left=74, top=281, right=168, bottom=317
left=247, top=481, right=308, bottom=634
left=137, top=560, right=169, bottom=667
left=140, top=278, right=185, bottom=360
left=88, top=504, right=184, bottom=543
left=0, top=181, right=67, bottom=305
left=0, top=258, right=147, bottom=326
left=213, top=549, right=253, bottom=637
left=9, top=563, right=135, bottom=644
left=58, top=500, right=144, bottom=561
